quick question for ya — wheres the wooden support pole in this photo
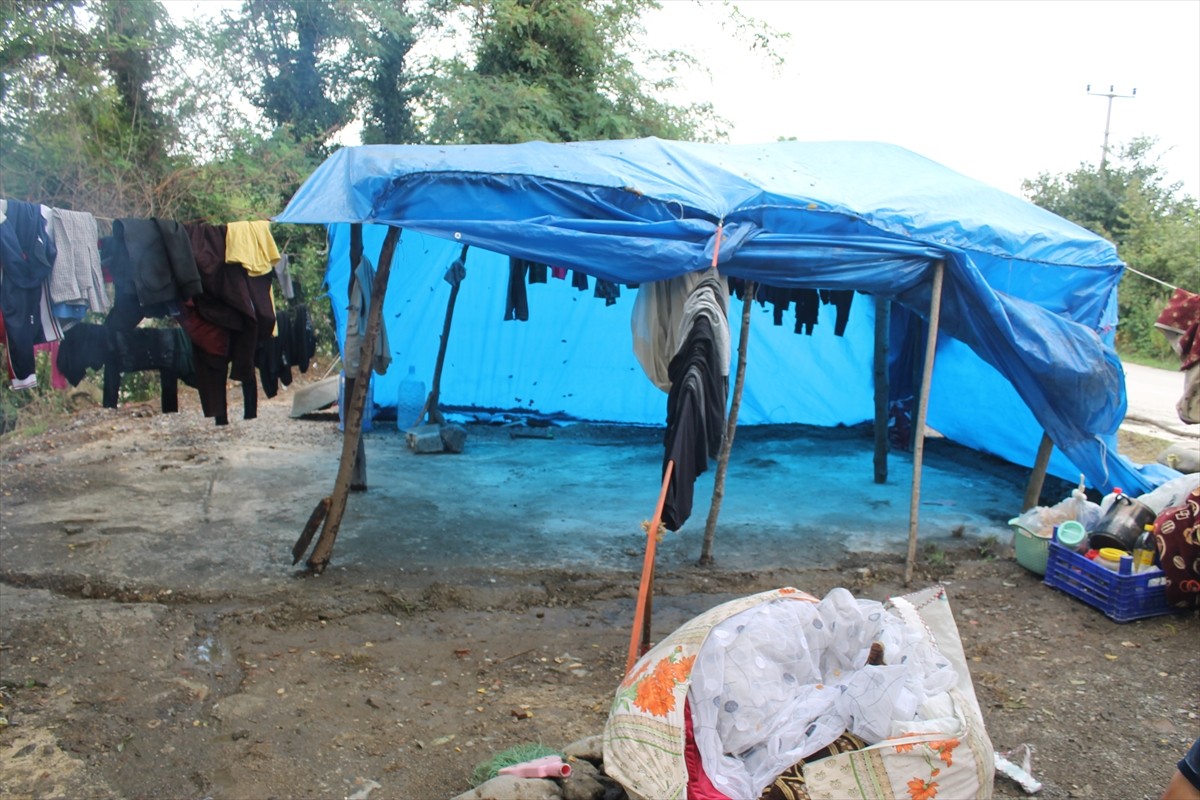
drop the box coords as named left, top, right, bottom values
left=424, top=244, right=469, bottom=426
left=1022, top=432, right=1055, bottom=511
left=904, top=260, right=945, bottom=586
left=626, top=460, right=675, bottom=675
left=305, top=226, right=402, bottom=574
left=344, top=375, right=368, bottom=492
left=873, top=295, right=891, bottom=484
left=291, top=497, right=330, bottom=565
left=699, top=281, right=756, bottom=566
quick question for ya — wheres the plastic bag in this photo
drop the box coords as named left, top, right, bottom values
left=1016, top=476, right=1100, bottom=537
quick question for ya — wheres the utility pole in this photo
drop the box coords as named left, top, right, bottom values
left=1087, top=84, right=1136, bottom=170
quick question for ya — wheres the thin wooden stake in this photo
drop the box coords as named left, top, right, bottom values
left=424, top=244, right=469, bottom=426
left=873, top=295, right=891, bottom=484
left=626, top=459, right=675, bottom=675
left=699, top=281, right=755, bottom=566
left=1022, top=432, right=1055, bottom=511
left=904, top=260, right=945, bottom=586
left=306, top=226, right=402, bottom=574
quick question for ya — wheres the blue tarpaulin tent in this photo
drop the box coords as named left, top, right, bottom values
left=276, top=138, right=1175, bottom=494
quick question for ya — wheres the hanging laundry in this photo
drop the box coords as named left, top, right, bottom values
left=56, top=323, right=195, bottom=413
left=819, top=288, right=855, bottom=336
left=344, top=253, right=391, bottom=377
left=112, top=218, right=203, bottom=309
left=225, top=220, right=280, bottom=277
left=504, top=257, right=530, bottom=321
left=594, top=279, right=620, bottom=307
left=571, top=270, right=589, bottom=291
left=661, top=314, right=727, bottom=531
left=527, top=262, right=548, bottom=284
left=1156, top=287, right=1200, bottom=424
left=46, top=208, right=108, bottom=317
left=794, top=289, right=819, bottom=334
left=632, top=267, right=730, bottom=392
left=0, top=199, right=59, bottom=388
left=181, top=221, right=265, bottom=424
left=273, top=253, right=295, bottom=301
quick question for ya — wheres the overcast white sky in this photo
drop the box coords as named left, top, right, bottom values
left=169, top=0, right=1199, bottom=199
left=644, top=0, right=1200, bottom=197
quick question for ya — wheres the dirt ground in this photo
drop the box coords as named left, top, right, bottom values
left=0, top=373, right=1197, bottom=800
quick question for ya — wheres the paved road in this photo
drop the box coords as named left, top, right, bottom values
left=1122, top=361, right=1198, bottom=445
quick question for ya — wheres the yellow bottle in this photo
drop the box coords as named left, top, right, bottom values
left=1133, top=524, right=1155, bottom=572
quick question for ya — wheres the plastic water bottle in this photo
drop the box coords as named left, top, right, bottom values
left=396, top=365, right=426, bottom=431
left=337, top=371, right=374, bottom=432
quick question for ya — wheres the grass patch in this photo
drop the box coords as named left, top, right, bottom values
left=471, top=742, right=562, bottom=786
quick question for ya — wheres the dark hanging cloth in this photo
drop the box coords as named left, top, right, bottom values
left=0, top=200, right=57, bottom=384
left=180, top=222, right=269, bottom=424
left=661, top=314, right=727, bottom=531
left=287, top=286, right=316, bottom=374
left=112, top=218, right=202, bottom=309
left=109, top=326, right=196, bottom=413
left=820, top=289, right=855, bottom=336
left=504, top=257, right=529, bottom=321
left=571, top=270, right=589, bottom=291
left=57, top=323, right=195, bottom=414
left=594, top=279, right=620, bottom=307
left=527, top=262, right=548, bottom=284
left=759, top=285, right=791, bottom=326
left=794, top=289, right=820, bottom=335
left=56, top=322, right=109, bottom=387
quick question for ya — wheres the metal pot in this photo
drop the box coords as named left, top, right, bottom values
left=1087, top=494, right=1157, bottom=551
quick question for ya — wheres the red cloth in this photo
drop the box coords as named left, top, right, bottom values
left=1154, top=486, right=1200, bottom=609
left=1157, top=288, right=1200, bottom=370
left=684, top=699, right=734, bottom=800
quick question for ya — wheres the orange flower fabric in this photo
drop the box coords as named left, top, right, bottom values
left=633, top=654, right=687, bottom=716
left=929, top=738, right=959, bottom=767
left=907, top=777, right=939, bottom=800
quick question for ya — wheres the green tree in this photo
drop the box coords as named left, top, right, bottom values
left=1023, top=138, right=1200, bottom=361
left=426, top=0, right=723, bottom=144
left=356, top=1, right=426, bottom=145
left=1, top=0, right=187, bottom=215
left=227, top=0, right=359, bottom=147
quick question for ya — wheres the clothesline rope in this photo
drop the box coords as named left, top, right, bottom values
left=1126, top=264, right=1181, bottom=291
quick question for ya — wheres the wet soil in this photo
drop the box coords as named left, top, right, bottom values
left=0, top=381, right=1196, bottom=800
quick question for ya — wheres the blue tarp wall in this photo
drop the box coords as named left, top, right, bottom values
left=278, top=138, right=1178, bottom=494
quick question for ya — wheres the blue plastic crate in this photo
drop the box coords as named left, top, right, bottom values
left=1043, top=541, right=1172, bottom=623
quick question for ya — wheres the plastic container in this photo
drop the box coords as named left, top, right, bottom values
left=396, top=365, right=426, bottom=431
left=1009, top=517, right=1052, bottom=576
left=1043, top=541, right=1172, bottom=622
left=337, top=371, right=374, bottom=432
left=1095, top=547, right=1127, bottom=570
left=1132, top=525, right=1155, bottom=572
left=1055, top=520, right=1087, bottom=551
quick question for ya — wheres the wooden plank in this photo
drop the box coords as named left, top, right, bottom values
left=904, top=260, right=945, bottom=586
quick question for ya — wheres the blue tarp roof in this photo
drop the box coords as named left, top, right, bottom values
left=277, top=138, right=1176, bottom=494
